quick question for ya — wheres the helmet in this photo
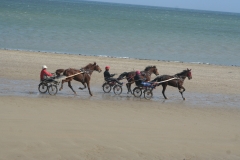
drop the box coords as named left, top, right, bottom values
left=42, top=65, right=47, bottom=69
left=105, top=66, right=110, bottom=69
left=136, top=70, right=140, bottom=75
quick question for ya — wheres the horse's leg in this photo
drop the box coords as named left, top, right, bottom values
left=68, top=81, right=76, bottom=95
left=178, top=85, right=186, bottom=100
left=60, top=78, right=72, bottom=91
left=129, top=81, right=134, bottom=94
left=86, top=81, right=93, bottom=96
left=59, top=80, right=64, bottom=91
left=78, top=74, right=87, bottom=90
left=162, top=84, right=168, bottom=99
left=79, top=82, right=86, bottom=90
left=126, top=82, right=131, bottom=94
left=59, top=79, right=67, bottom=91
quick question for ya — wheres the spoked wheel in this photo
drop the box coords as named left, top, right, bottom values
left=48, top=84, right=58, bottom=95
left=113, top=85, right=122, bottom=95
left=102, top=83, right=111, bottom=93
left=38, top=83, right=48, bottom=93
left=144, top=89, right=153, bottom=100
left=133, top=87, right=142, bottom=98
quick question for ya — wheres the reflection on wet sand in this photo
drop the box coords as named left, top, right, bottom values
left=0, top=78, right=239, bottom=108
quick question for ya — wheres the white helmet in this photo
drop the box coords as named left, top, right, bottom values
left=42, top=65, right=47, bottom=69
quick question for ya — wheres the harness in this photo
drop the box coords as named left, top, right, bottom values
left=173, top=75, right=186, bottom=87
left=79, top=68, right=92, bottom=83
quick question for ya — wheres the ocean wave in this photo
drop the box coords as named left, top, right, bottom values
left=1, top=48, right=239, bottom=67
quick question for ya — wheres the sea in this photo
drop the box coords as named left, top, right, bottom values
left=1, top=0, right=240, bottom=66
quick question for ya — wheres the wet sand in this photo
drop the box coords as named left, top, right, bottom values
left=0, top=49, right=240, bottom=159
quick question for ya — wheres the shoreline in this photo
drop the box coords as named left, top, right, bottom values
left=1, top=48, right=239, bottom=67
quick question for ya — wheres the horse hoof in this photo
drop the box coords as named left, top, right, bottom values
left=183, top=98, right=186, bottom=100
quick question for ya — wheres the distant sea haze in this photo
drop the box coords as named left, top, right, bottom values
left=1, top=0, right=240, bottom=66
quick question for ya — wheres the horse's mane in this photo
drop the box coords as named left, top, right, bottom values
left=175, top=70, right=188, bottom=76
left=83, top=62, right=96, bottom=69
left=144, top=66, right=156, bottom=71
left=68, top=68, right=80, bottom=72
left=63, top=68, right=80, bottom=75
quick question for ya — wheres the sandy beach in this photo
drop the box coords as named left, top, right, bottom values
left=0, top=49, right=240, bottom=160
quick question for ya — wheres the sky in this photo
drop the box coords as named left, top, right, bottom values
left=89, top=0, right=240, bottom=13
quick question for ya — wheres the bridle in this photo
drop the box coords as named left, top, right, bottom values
left=187, top=71, right=192, bottom=78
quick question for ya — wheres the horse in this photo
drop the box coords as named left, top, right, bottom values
left=151, top=68, right=192, bottom=100
left=117, top=66, right=159, bottom=94
left=56, top=62, right=102, bottom=96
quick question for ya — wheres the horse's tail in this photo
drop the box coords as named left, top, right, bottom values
left=117, top=72, right=128, bottom=80
left=55, top=69, right=65, bottom=76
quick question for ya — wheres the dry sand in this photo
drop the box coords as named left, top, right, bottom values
left=0, top=49, right=240, bottom=160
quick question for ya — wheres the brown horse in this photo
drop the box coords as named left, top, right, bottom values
left=151, top=68, right=192, bottom=100
left=117, top=66, right=159, bottom=94
left=56, top=62, right=102, bottom=96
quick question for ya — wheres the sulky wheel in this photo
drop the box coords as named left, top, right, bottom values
left=133, top=87, right=142, bottom=98
left=113, top=85, right=122, bottom=95
left=38, top=83, right=48, bottom=93
left=102, top=83, right=111, bottom=93
left=48, top=84, right=58, bottom=95
left=144, top=89, right=153, bottom=100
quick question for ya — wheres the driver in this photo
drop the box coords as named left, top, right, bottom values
left=134, top=70, right=156, bottom=88
left=40, top=65, right=53, bottom=81
left=104, top=66, right=123, bottom=85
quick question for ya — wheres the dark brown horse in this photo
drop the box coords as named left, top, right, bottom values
left=151, top=68, right=192, bottom=100
left=117, top=66, right=159, bottom=94
left=56, top=62, right=102, bottom=96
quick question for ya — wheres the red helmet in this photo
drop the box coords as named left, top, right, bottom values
left=105, top=66, right=110, bottom=69
left=136, top=70, right=140, bottom=75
